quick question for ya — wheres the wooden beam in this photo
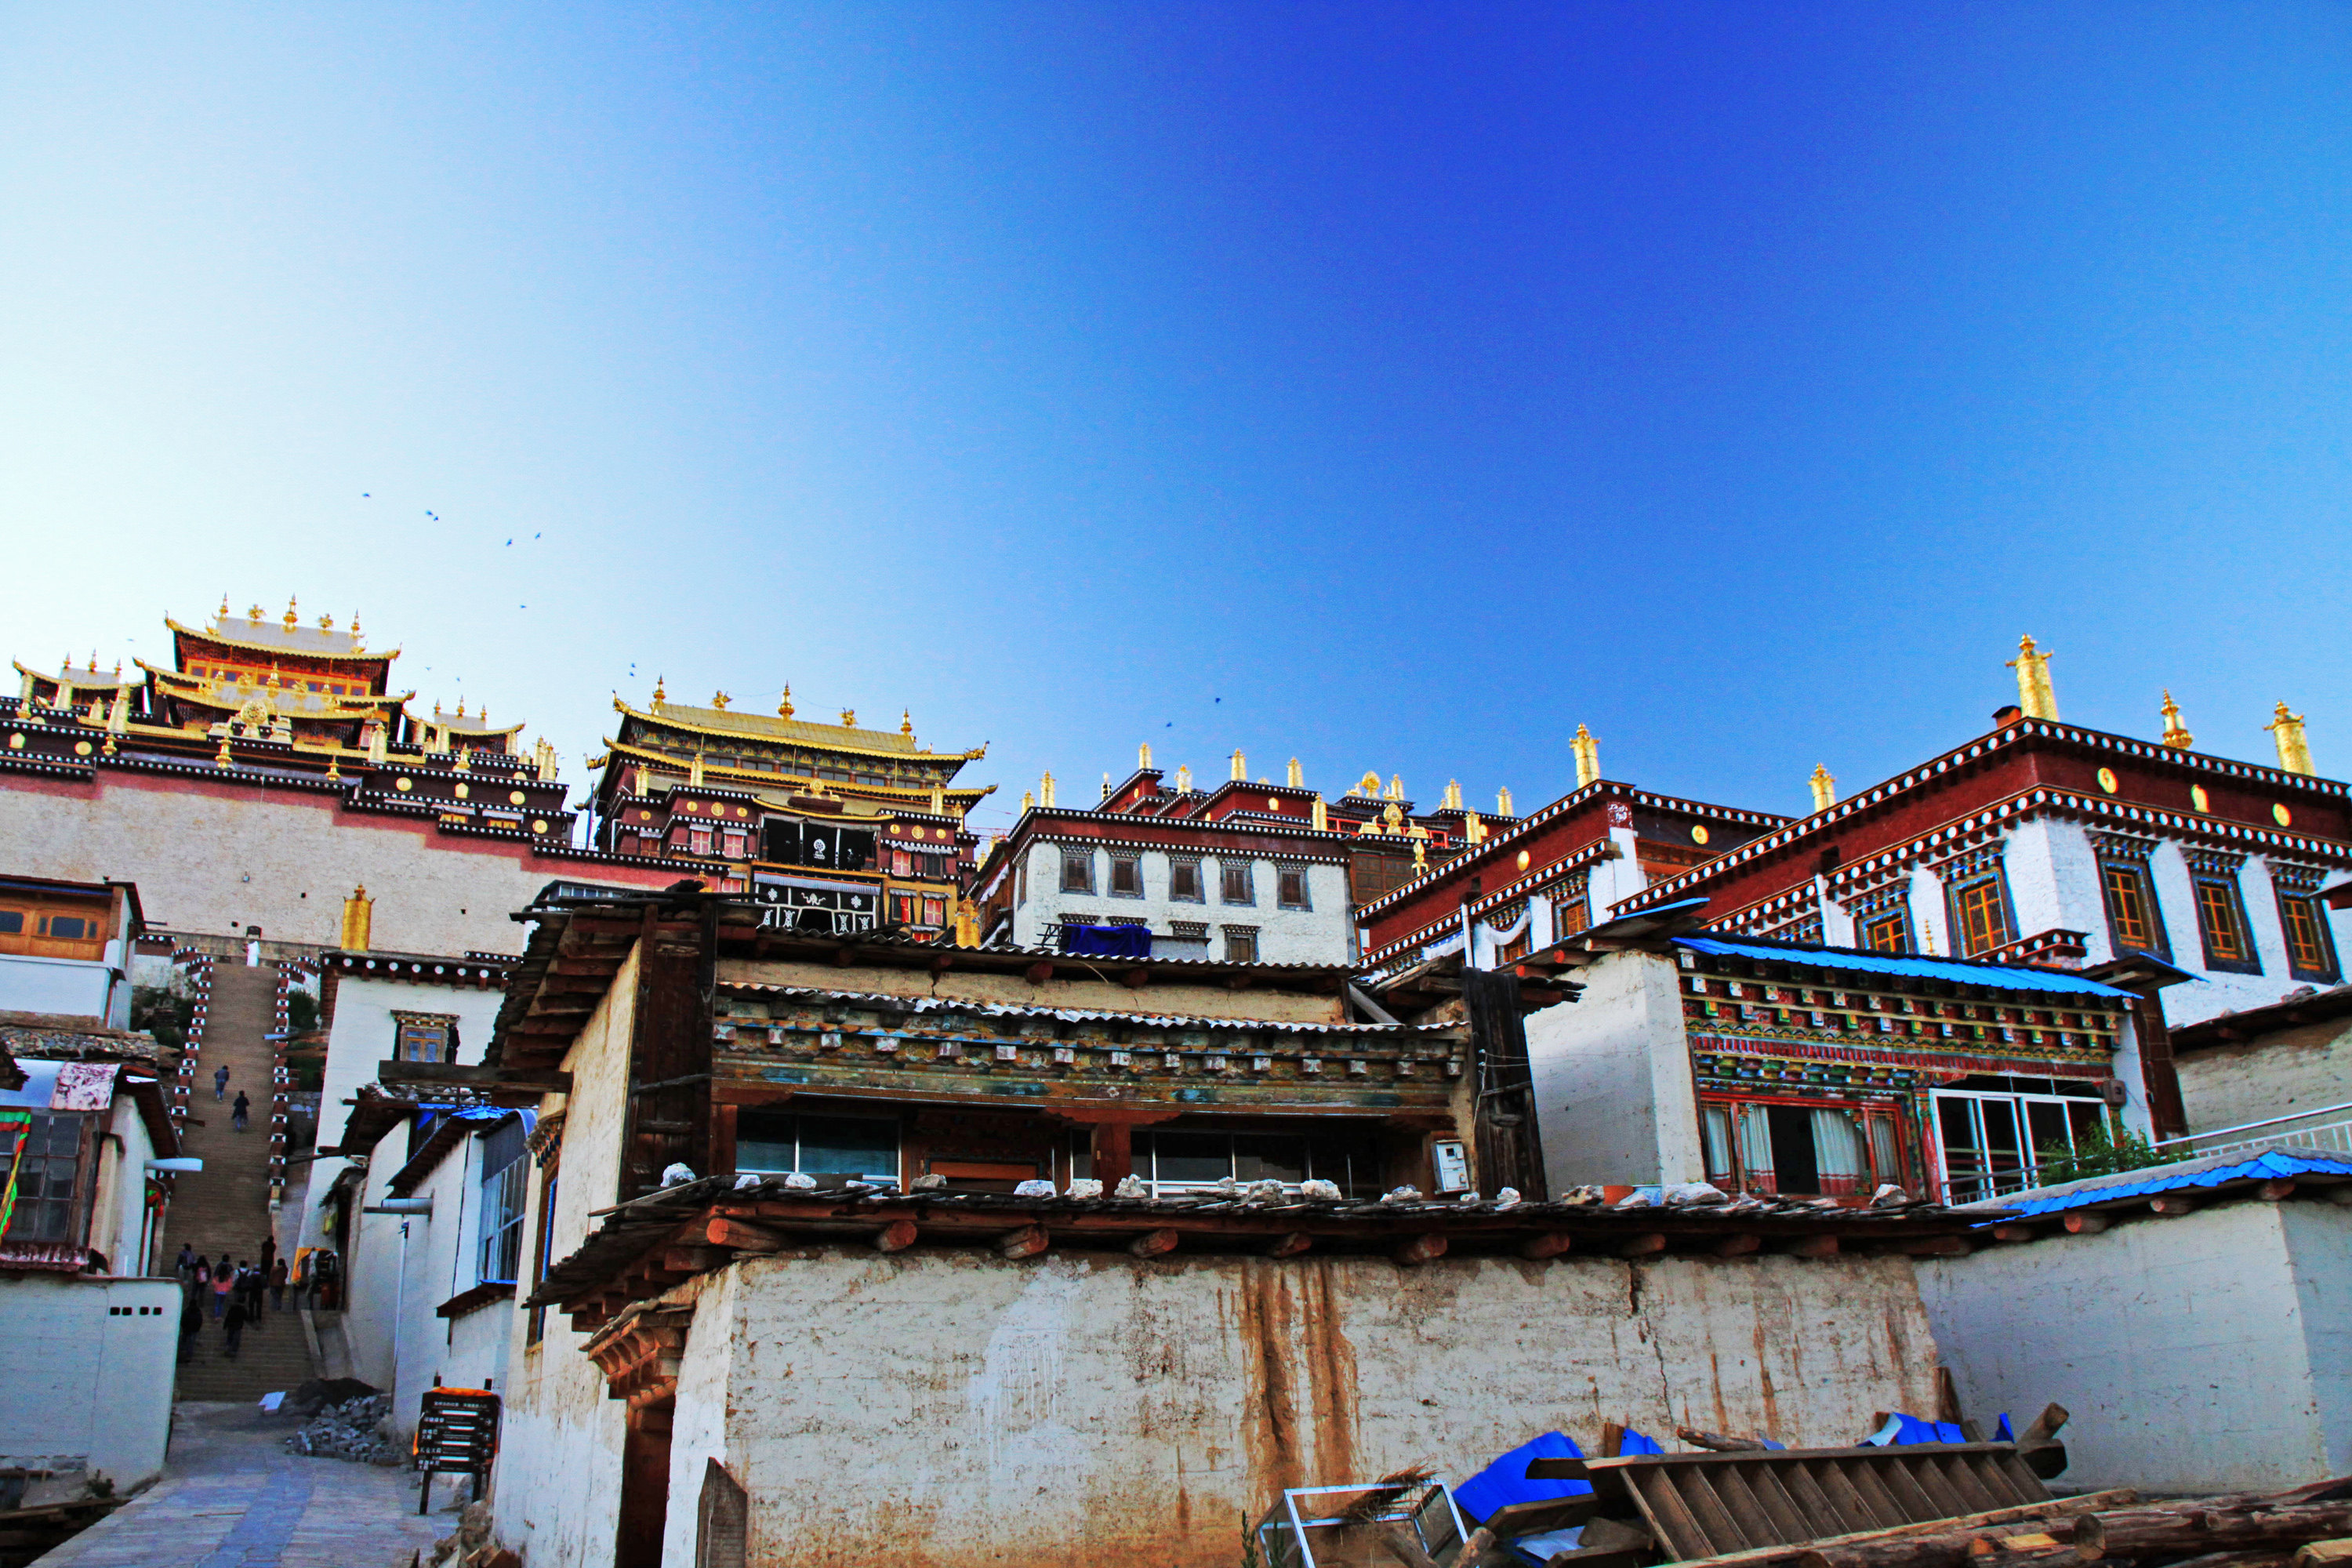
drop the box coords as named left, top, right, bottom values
left=1120, top=967, right=1150, bottom=989
left=1711, top=1233, right=1761, bottom=1258
left=873, top=1218, right=918, bottom=1254
left=1025, top=961, right=1054, bottom=985
left=1781, top=1235, right=1839, bottom=1258
left=2149, top=1196, right=2198, bottom=1217
left=1268, top=1232, right=1313, bottom=1258
left=1990, top=1225, right=2038, bottom=1243
left=995, top=1225, right=1051, bottom=1260
left=2062, top=1213, right=2109, bottom=1235
left=1393, top=1234, right=1447, bottom=1265
left=1617, top=1232, right=1668, bottom=1258
left=2258, top=1179, right=2297, bottom=1201
left=1519, top=1232, right=1573, bottom=1260
left=1128, top=1228, right=1180, bottom=1259
left=659, top=1246, right=722, bottom=1275
left=704, top=1216, right=785, bottom=1253
left=1886, top=1236, right=1969, bottom=1258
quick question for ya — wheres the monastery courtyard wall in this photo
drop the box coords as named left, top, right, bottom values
left=504, top=1246, right=1947, bottom=1568
left=0, top=769, right=668, bottom=956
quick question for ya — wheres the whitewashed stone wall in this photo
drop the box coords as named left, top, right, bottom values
left=2178, top=1018, right=2352, bottom=1135
left=1011, top=840, right=1352, bottom=964
left=0, top=1275, right=180, bottom=1490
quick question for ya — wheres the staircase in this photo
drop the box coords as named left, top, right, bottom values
left=160, top=962, right=316, bottom=1402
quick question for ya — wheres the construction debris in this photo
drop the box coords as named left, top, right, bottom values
left=280, top=1392, right=401, bottom=1465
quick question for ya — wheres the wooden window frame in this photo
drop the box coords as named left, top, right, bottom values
left=1276, top=865, right=1311, bottom=911
left=2193, top=877, right=2262, bottom=975
left=2278, top=890, right=2339, bottom=982
left=526, top=1155, right=561, bottom=1346
left=1947, top=870, right=2016, bottom=958
left=1219, top=860, right=1254, bottom=907
left=1167, top=860, right=1203, bottom=903
left=393, top=1012, right=459, bottom=1065
left=1861, top=908, right=1911, bottom=953
left=1109, top=855, right=1143, bottom=898
left=1059, top=848, right=1095, bottom=895
left=1221, top=925, right=1259, bottom=963
left=2096, top=860, right=2168, bottom=960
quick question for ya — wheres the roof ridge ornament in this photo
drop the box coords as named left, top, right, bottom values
left=2007, top=635, right=2059, bottom=720
left=778, top=684, right=793, bottom=719
left=2267, top=702, right=2314, bottom=775
left=2160, top=691, right=2194, bottom=750
left=1809, top=764, right=1837, bottom=814
left=1573, top=724, right=1599, bottom=789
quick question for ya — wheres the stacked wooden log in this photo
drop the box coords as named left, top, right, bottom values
left=1791, top=1479, right=2352, bottom=1568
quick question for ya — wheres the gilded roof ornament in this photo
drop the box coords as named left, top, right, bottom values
left=778, top=684, right=793, bottom=719
left=284, top=596, right=299, bottom=630
left=1138, top=742, right=1152, bottom=770
left=2160, top=691, right=2194, bottom=750
left=1176, top=764, right=1193, bottom=793
left=1809, top=764, right=1837, bottom=814
left=2267, top=701, right=2315, bottom=775
left=1287, top=757, right=1302, bottom=788
left=248, top=604, right=263, bottom=622
left=840, top=709, right=856, bottom=728
left=2007, top=635, right=2059, bottom=721
left=1572, top=724, right=1599, bottom=789
left=1385, top=774, right=1404, bottom=800
left=1497, top=786, right=1514, bottom=815
left=901, top=710, right=913, bottom=737
left=712, top=691, right=731, bottom=710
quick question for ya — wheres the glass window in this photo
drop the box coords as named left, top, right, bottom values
left=1932, top=1086, right=2107, bottom=1203
left=2099, top=862, right=2165, bottom=956
left=1220, top=862, right=1254, bottom=905
left=395, top=1014, right=456, bottom=1063
left=1862, top=909, right=1911, bottom=953
left=721, top=832, right=747, bottom=859
left=1223, top=927, right=1258, bottom=964
left=688, top=829, right=713, bottom=857
left=1277, top=866, right=1310, bottom=910
left=0, top=912, right=22, bottom=935
left=1134, top=1129, right=1374, bottom=1196
left=1110, top=857, right=1142, bottom=896
left=1554, top=894, right=1589, bottom=939
left=1169, top=861, right=1203, bottom=902
left=735, top=1110, right=900, bottom=1187
left=2194, top=878, right=2259, bottom=972
left=2279, top=892, right=2339, bottom=982
left=1950, top=875, right=2015, bottom=956
left=477, top=1120, right=528, bottom=1285
left=42, top=916, right=89, bottom=940
left=1060, top=849, right=1094, bottom=895
left=4, top=1112, right=85, bottom=1243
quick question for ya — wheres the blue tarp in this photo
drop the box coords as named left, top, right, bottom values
left=1985, top=1146, right=2352, bottom=1218
left=1453, top=1432, right=1592, bottom=1529
left=1062, top=924, right=1152, bottom=959
left=1674, top=936, right=2136, bottom=999
left=1865, top=1412, right=1966, bottom=1446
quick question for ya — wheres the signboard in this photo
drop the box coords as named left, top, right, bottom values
left=49, top=1062, right=118, bottom=1112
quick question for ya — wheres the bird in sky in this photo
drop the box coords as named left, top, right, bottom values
left=426, top=510, right=438, bottom=521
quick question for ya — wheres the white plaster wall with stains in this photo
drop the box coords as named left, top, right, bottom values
left=620, top=1245, right=1947, bottom=1567
left=1526, top=949, right=1704, bottom=1191
left=492, top=945, right=637, bottom=1568
left=1919, top=1198, right=2352, bottom=1494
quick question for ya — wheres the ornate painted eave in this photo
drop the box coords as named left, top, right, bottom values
left=601, top=739, right=994, bottom=804
left=166, top=616, right=398, bottom=663
left=611, top=695, right=985, bottom=762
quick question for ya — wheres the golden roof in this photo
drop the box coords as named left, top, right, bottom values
left=13, top=659, right=130, bottom=691
left=142, top=659, right=412, bottom=718
left=426, top=705, right=526, bottom=738
left=612, top=695, right=984, bottom=762
left=603, top=738, right=993, bottom=804
left=169, top=612, right=395, bottom=663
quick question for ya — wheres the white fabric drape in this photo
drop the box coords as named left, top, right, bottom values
left=1735, top=1105, right=1776, bottom=1191
left=1701, top=1106, right=1736, bottom=1184
left=1812, top=1110, right=1870, bottom=1194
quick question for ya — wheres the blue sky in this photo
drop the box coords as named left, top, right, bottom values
left=3, top=3, right=2347, bottom=837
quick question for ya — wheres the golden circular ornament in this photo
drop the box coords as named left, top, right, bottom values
left=2274, top=802, right=2292, bottom=827
left=1692, top=824, right=1711, bottom=845
left=454, top=782, right=470, bottom=800
left=532, top=818, right=550, bottom=834
left=395, top=777, right=412, bottom=791
left=2190, top=785, right=2210, bottom=813
left=2096, top=768, right=2118, bottom=794
left=1517, top=850, right=1532, bottom=871
left=509, top=790, right=526, bottom=806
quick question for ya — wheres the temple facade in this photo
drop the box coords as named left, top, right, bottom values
left=0, top=601, right=698, bottom=957
left=969, top=746, right=1523, bottom=963
left=589, top=684, right=989, bottom=940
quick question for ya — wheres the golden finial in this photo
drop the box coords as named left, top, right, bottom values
left=318, top=612, right=333, bottom=630
left=652, top=675, right=666, bottom=705
left=2160, top=691, right=2194, bottom=750
left=1022, top=789, right=1035, bottom=813
left=1230, top=749, right=1247, bottom=782
left=691, top=750, right=706, bottom=787
left=218, top=593, right=230, bottom=619
left=930, top=783, right=945, bottom=815
left=1386, top=774, right=1404, bottom=800
left=1572, top=724, right=1599, bottom=789
left=840, top=709, right=856, bottom=728
left=215, top=733, right=234, bottom=768
left=455, top=699, right=466, bottom=717
left=1443, top=779, right=1461, bottom=811
left=777, top=684, right=793, bottom=719
left=284, top=596, right=299, bottom=630
left=349, top=611, right=363, bottom=644
left=434, top=700, right=443, bottom=715
left=2267, top=702, right=2315, bottom=775
left=1311, top=794, right=1327, bottom=832
left=111, top=660, right=120, bottom=677
left=1384, top=801, right=1403, bottom=826
left=712, top=691, right=730, bottom=710
left=1287, top=757, right=1302, bottom=788
left=901, top=709, right=913, bottom=737
left=1040, top=771, right=1056, bottom=807
left=1497, top=786, right=1513, bottom=816
left=1466, top=809, right=1485, bottom=844
left=247, top=604, right=263, bottom=622
left=1139, top=741, right=1153, bottom=770
left=1809, top=764, right=1836, bottom=813
left=87, top=650, right=98, bottom=673
left=2007, top=635, right=2059, bottom=720
left=1412, top=837, right=1427, bottom=869
left=1176, top=764, right=1193, bottom=793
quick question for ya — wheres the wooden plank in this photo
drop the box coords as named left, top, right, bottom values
left=1678, top=1468, right=1760, bottom=1555
left=1744, top=1464, right=1820, bottom=1543
left=1873, top=1454, right=1950, bottom=1522
left=1798, top=1459, right=1879, bottom=1535
left=1713, top=1466, right=1794, bottom=1546
left=1924, top=1454, right=1998, bottom=1515
left=1661, top=1490, right=2138, bottom=1568
left=1835, top=1460, right=1913, bottom=1533
left=1629, top=1465, right=1714, bottom=1562
left=1776, top=1461, right=1849, bottom=1539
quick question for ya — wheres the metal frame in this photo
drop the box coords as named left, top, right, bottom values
left=1254, top=1479, right=1469, bottom=1568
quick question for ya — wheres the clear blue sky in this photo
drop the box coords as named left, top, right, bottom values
left=4, top=3, right=2347, bottom=838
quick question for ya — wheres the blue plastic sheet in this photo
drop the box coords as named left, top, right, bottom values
left=1062, top=924, right=1152, bottom=958
left=1453, top=1431, right=1592, bottom=1529
left=1864, top=1412, right=1966, bottom=1446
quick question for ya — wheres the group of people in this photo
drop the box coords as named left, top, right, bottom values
left=173, top=1241, right=339, bottom=1362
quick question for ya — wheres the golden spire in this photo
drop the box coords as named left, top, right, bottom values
left=2160, top=691, right=2194, bottom=750
left=1497, top=786, right=1513, bottom=816
left=349, top=612, right=363, bottom=649
left=217, top=593, right=230, bottom=620
left=1312, top=794, right=1327, bottom=832
left=652, top=675, right=666, bottom=706
left=840, top=708, right=856, bottom=728
left=1809, top=764, right=1836, bottom=814
left=2007, top=635, right=2059, bottom=720
left=1286, top=757, right=1302, bottom=788
left=691, top=750, right=706, bottom=787
left=455, top=699, right=466, bottom=717
left=1443, top=779, right=1461, bottom=811
left=1022, top=789, right=1035, bottom=813
left=1177, top=764, right=1193, bottom=793
left=1139, top=741, right=1152, bottom=771
left=899, top=709, right=913, bottom=737
left=284, top=596, right=299, bottom=630
left=712, top=691, right=731, bottom=710
left=1229, top=749, right=1247, bottom=782
left=1572, top=724, right=1599, bottom=789
left=1466, top=808, right=1485, bottom=844
left=1040, top=771, right=1056, bottom=808
left=777, top=684, right=793, bottom=719
left=1385, top=774, right=1404, bottom=800
left=2267, top=702, right=2315, bottom=775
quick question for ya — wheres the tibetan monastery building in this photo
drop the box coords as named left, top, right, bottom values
left=590, top=683, right=990, bottom=941
left=2, top=600, right=699, bottom=957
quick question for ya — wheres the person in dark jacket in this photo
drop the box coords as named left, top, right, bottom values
left=231, top=1091, right=251, bottom=1131
left=268, top=1255, right=289, bottom=1310
left=178, top=1283, right=203, bottom=1364
left=222, top=1290, right=247, bottom=1359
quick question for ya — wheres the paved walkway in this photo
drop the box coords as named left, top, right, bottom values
left=31, top=1405, right=452, bottom=1568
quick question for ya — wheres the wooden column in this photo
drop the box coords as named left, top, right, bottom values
left=1090, top=1121, right=1134, bottom=1188
left=2123, top=982, right=2188, bottom=1142
left=614, top=1398, right=674, bottom=1568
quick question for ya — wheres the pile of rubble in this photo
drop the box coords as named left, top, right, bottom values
left=281, top=1392, right=402, bottom=1465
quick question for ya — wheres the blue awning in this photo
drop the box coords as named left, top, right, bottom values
left=1675, top=937, right=2136, bottom=999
